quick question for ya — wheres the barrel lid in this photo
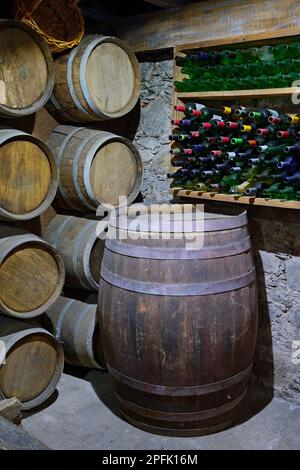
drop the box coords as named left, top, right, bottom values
left=107, top=204, right=248, bottom=234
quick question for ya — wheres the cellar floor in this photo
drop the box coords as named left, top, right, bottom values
left=22, top=368, right=300, bottom=450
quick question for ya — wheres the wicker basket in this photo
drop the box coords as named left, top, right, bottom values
left=13, top=0, right=84, bottom=53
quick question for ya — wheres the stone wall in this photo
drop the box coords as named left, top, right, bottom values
left=134, top=59, right=300, bottom=404
left=133, top=60, right=173, bottom=202
left=249, top=211, right=300, bottom=403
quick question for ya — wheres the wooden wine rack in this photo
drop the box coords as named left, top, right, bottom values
left=171, top=29, right=300, bottom=209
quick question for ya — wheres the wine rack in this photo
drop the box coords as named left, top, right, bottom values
left=171, top=30, right=300, bottom=209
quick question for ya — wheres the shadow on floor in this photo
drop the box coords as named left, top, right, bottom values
left=233, top=376, right=273, bottom=427
left=22, top=389, right=60, bottom=419
left=62, top=362, right=274, bottom=434
left=64, top=364, right=123, bottom=420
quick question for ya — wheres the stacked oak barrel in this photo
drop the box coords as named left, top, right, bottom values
left=0, top=18, right=142, bottom=411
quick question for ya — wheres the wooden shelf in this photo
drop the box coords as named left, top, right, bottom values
left=170, top=189, right=300, bottom=210
left=171, top=32, right=300, bottom=210
left=176, top=87, right=300, bottom=100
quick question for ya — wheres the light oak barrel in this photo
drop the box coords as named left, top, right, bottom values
left=0, top=20, right=54, bottom=118
left=43, top=296, right=105, bottom=370
left=0, top=226, right=65, bottom=318
left=0, top=316, right=64, bottom=411
left=43, top=215, right=107, bottom=291
left=48, top=35, right=141, bottom=122
left=0, top=128, right=58, bottom=221
left=99, top=205, right=258, bottom=436
left=47, top=125, right=143, bottom=212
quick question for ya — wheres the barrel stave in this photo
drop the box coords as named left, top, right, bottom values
left=99, top=208, right=258, bottom=435
left=0, top=316, right=64, bottom=410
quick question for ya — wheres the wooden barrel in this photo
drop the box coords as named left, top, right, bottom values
left=0, top=226, right=65, bottom=318
left=43, top=297, right=105, bottom=370
left=43, top=215, right=107, bottom=291
left=0, top=316, right=64, bottom=410
left=0, top=128, right=58, bottom=221
left=48, top=35, right=141, bottom=122
left=47, top=125, right=143, bottom=212
left=0, top=20, right=54, bottom=118
left=99, top=205, right=258, bottom=436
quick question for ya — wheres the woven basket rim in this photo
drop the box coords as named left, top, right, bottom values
left=13, top=0, right=84, bottom=52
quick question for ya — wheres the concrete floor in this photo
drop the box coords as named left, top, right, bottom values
left=22, top=368, right=300, bottom=450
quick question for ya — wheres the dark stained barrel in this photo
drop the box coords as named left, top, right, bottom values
left=99, top=204, right=258, bottom=436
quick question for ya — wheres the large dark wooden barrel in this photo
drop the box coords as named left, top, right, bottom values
left=0, top=128, right=58, bottom=221
left=43, top=215, right=107, bottom=291
left=0, top=226, right=65, bottom=318
left=47, top=125, right=143, bottom=212
left=48, top=35, right=141, bottom=122
left=0, top=20, right=54, bottom=118
left=43, top=296, right=105, bottom=370
left=99, top=205, right=258, bottom=436
left=0, top=316, right=64, bottom=410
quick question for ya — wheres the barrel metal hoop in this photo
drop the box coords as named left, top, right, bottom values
left=45, top=216, right=72, bottom=249
left=107, top=363, right=253, bottom=397
left=0, top=234, right=40, bottom=263
left=105, top=237, right=251, bottom=260
left=85, top=307, right=102, bottom=369
left=72, top=220, right=98, bottom=291
left=111, top=211, right=248, bottom=233
left=53, top=126, right=85, bottom=211
left=101, top=266, right=256, bottom=296
left=72, top=135, right=97, bottom=211
left=115, top=387, right=247, bottom=422
left=79, top=36, right=107, bottom=117
left=49, top=94, right=78, bottom=122
left=0, top=129, right=27, bottom=144
left=54, top=299, right=76, bottom=341
left=72, top=304, right=95, bottom=364
left=82, top=137, right=106, bottom=206
left=67, top=44, right=97, bottom=120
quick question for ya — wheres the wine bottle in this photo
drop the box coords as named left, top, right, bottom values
left=256, top=125, right=278, bottom=138
left=269, top=171, right=288, bottom=181
left=244, top=183, right=263, bottom=196
left=222, top=105, right=245, bottom=117
left=226, top=121, right=242, bottom=131
left=284, top=143, right=300, bottom=154
left=171, top=159, right=184, bottom=167
left=170, top=148, right=194, bottom=156
left=277, top=186, right=297, bottom=200
left=261, top=183, right=282, bottom=197
left=277, top=128, right=300, bottom=139
left=258, top=142, right=287, bottom=155
left=169, top=134, right=191, bottom=142
left=174, top=103, right=205, bottom=116
left=248, top=108, right=279, bottom=123
left=171, top=117, right=200, bottom=130
left=284, top=172, right=300, bottom=183
left=277, top=156, right=298, bottom=170
left=175, top=53, right=211, bottom=68
left=196, top=106, right=224, bottom=121
left=269, top=114, right=299, bottom=127
left=226, top=180, right=249, bottom=195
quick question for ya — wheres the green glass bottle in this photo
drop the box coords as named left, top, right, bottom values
left=248, top=108, right=279, bottom=123
left=257, top=142, right=288, bottom=155
left=277, top=186, right=297, bottom=200
left=273, top=44, right=290, bottom=61
left=261, top=183, right=282, bottom=198
left=286, top=43, right=300, bottom=59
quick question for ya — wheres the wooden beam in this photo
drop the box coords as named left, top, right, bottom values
left=117, top=0, right=300, bottom=52
left=143, top=0, right=187, bottom=8
left=0, top=417, right=48, bottom=450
